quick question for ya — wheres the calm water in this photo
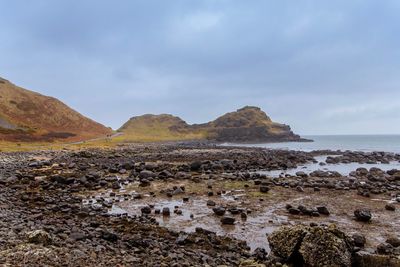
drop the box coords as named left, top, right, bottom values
left=224, top=135, right=400, bottom=153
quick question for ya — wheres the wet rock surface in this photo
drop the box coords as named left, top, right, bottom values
left=0, top=142, right=399, bottom=266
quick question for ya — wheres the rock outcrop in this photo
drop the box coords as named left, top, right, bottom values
left=198, top=106, right=306, bottom=142
left=119, top=106, right=308, bottom=143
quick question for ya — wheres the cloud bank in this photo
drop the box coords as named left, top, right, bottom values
left=0, top=0, right=399, bottom=134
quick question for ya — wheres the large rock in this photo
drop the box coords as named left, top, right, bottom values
left=268, top=224, right=353, bottom=267
left=267, top=225, right=307, bottom=260
left=299, top=225, right=352, bottom=267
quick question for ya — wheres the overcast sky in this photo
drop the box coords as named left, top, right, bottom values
left=1, top=0, right=399, bottom=134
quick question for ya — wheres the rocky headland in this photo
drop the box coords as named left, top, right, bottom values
left=119, top=106, right=309, bottom=143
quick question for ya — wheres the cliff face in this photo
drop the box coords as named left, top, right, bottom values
left=119, top=106, right=306, bottom=143
left=0, top=77, right=112, bottom=142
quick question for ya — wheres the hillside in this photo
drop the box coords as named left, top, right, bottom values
left=198, top=106, right=305, bottom=142
left=117, top=114, right=205, bottom=142
left=0, top=77, right=112, bottom=142
left=119, top=106, right=307, bottom=143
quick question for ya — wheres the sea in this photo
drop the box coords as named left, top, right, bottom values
left=223, top=135, right=400, bottom=176
left=224, top=135, right=400, bottom=154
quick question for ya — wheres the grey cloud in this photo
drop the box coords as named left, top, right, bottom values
left=0, top=0, right=399, bottom=134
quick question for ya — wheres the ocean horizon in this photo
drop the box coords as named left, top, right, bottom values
left=224, top=134, right=400, bottom=153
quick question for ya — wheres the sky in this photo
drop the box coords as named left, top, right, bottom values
left=0, top=0, right=399, bottom=135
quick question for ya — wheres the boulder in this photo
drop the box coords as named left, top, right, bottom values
left=299, top=226, right=352, bottom=267
left=267, top=225, right=307, bottom=260
left=268, top=224, right=353, bottom=267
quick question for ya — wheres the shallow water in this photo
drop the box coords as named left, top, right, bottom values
left=82, top=179, right=400, bottom=253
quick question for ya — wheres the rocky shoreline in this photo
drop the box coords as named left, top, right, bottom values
left=0, top=142, right=399, bottom=266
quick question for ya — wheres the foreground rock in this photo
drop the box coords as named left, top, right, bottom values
left=268, top=224, right=400, bottom=267
left=268, top=224, right=353, bottom=267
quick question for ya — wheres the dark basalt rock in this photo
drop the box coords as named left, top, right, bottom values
left=354, top=209, right=372, bottom=222
left=212, top=207, right=226, bottom=216
left=101, top=231, right=118, bottom=242
left=352, top=233, right=366, bottom=248
left=221, top=216, right=235, bottom=225
left=141, top=206, right=152, bottom=214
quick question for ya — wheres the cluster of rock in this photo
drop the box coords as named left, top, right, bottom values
left=326, top=151, right=400, bottom=164
left=267, top=166, right=400, bottom=196
left=285, top=204, right=330, bottom=216
left=0, top=145, right=317, bottom=196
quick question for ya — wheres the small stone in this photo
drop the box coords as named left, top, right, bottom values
left=316, top=206, right=330, bottom=215
left=354, top=209, right=372, bottom=222
left=141, top=206, right=152, bottom=214
left=162, top=207, right=171, bottom=216
left=385, top=204, right=396, bottom=211
left=176, top=210, right=183, bottom=215
left=352, top=233, right=366, bottom=248
left=221, top=216, right=235, bottom=225
left=207, top=200, right=216, bottom=206
left=296, top=186, right=304, bottom=192
left=70, top=232, right=86, bottom=241
left=176, top=233, right=189, bottom=245
left=212, top=207, right=226, bottom=216
left=101, top=231, right=118, bottom=242
left=260, top=186, right=269, bottom=193
left=139, top=179, right=151, bottom=187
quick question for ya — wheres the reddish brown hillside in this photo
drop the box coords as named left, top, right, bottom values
left=0, top=77, right=112, bottom=142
